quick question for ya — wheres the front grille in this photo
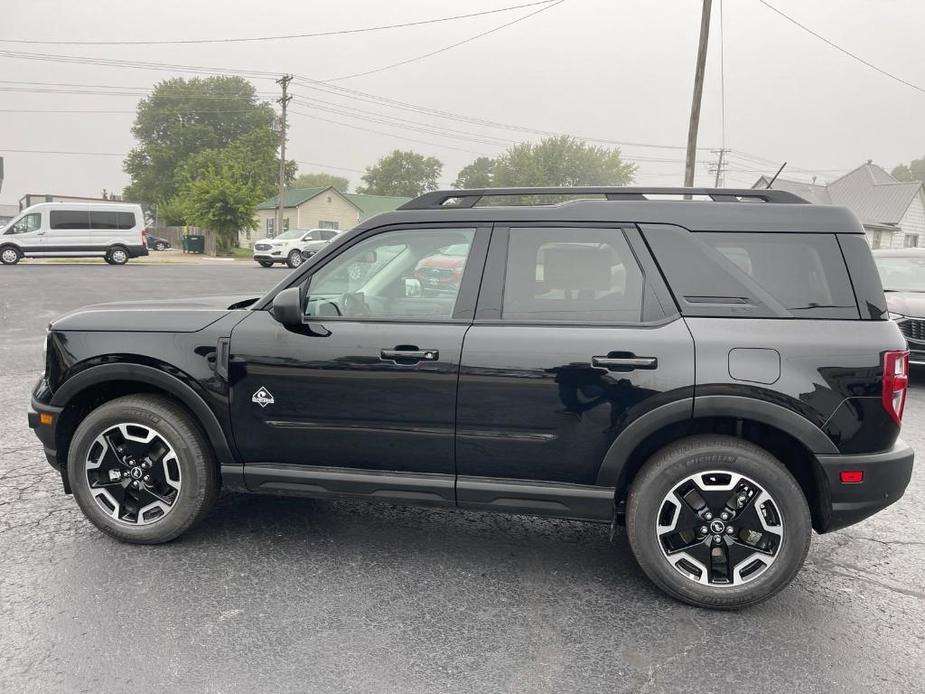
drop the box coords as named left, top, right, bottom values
left=898, top=318, right=925, bottom=343
left=254, top=243, right=271, bottom=251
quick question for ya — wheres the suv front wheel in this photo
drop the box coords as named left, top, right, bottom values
left=67, top=394, right=219, bottom=544
left=626, top=435, right=811, bottom=609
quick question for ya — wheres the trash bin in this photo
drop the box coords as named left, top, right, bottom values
left=180, top=236, right=189, bottom=252
left=184, top=234, right=205, bottom=254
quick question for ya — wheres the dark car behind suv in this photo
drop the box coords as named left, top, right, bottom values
left=873, top=248, right=925, bottom=365
left=28, top=187, right=914, bottom=609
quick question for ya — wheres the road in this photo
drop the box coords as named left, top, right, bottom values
left=1, top=264, right=923, bottom=693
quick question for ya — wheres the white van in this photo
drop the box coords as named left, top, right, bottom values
left=0, top=202, right=148, bottom=265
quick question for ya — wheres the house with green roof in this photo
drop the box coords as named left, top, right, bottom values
left=247, top=186, right=410, bottom=245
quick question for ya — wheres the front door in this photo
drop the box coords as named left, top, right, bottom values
left=455, top=225, right=694, bottom=516
left=230, top=224, right=488, bottom=486
left=3, top=210, right=45, bottom=252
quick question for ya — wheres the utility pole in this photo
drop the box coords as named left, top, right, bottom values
left=684, top=0, right=712, bottom=188
left=709, top=148, right=728, bottom=187
left=275, top=74, right=293, bottom=239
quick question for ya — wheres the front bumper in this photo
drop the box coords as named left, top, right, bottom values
left=253, top=253, right=284, bottom=263
left=816, top=440, right=914, bottom=532
left=28, top=394, right=63, bottom=470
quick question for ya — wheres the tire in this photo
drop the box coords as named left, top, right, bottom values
left=1, top=246, right=22, bottom=265
left=105, top=246, right=129, bottom=265
left=257, top=259, right=275, bottom=268
left=155, top=242, right=167, bottom=251
left=625, top=435, right=811, bottom=609
left=67, top=394, right=219, bottom=544
left=286, top=249, right=303, bottom=269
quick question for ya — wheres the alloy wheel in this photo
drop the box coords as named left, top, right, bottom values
left=656, top=470, right=783, bottom=586
left=85, top=423, right=182, bottom=525
left=1, top=248, right=20, bottom=264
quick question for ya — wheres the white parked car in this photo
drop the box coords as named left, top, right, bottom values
left=252, top=228, right=340, bottom=268
left=1, top=202, right=148, bottom=265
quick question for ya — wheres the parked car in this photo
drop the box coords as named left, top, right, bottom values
left=1, top=202, right=148, bottom=265
left=146, top=234, right=171, bottom=251
left=28, top=186, right=914, bottom=609
left=414, top=242, right=468, bottom=293
left=873, top=248, right=925, bottom=365
left=253, top=227, right=340, bottom=268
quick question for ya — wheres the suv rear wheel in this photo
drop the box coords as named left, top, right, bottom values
left=67, top=394, right=218, bottom=544
left=257, top=259, right=275, bottom=268
left=626, top=435, right=811, bottom=609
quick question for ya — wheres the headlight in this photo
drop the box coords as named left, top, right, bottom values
left=889, top=312, right=907, bottom=321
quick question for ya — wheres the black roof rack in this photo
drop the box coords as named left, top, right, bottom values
left=398, top=187, right=808, bottom=210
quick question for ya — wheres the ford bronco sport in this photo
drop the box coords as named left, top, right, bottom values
left=28, top=187, right=915, bottom=609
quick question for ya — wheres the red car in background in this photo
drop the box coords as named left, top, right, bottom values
left=414, top=243, right=469, bottom=292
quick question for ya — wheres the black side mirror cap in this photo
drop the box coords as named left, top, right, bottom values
left=270, top=286, right=303, bottom=326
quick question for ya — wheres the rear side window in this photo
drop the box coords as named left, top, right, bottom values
left=643, top=225, right=859, bottom=319
left=50, top=209, right=90, bottom=230
left=90, top=211, right=119, bottom=229
left=502, top=227, right=644, bottom=322
left=117, top=211, right=136, bottom=229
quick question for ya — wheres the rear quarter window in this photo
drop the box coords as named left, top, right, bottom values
left=642, top=225, right=860, bottom=319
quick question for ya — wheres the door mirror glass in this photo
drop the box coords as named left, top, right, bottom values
left=270, top=287, right=303, bottom=326
left=404, top=278, right=423, bottom=298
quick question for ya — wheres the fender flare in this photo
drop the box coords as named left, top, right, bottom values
left=595, top=395, right=837, bottom=490
left=51, top=363, right=234, bottom=463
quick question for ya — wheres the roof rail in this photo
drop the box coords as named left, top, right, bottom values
left=398, top=187, right=808, bottom=210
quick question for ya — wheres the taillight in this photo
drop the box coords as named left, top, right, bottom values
left=882, top=350, right=910, bottom=426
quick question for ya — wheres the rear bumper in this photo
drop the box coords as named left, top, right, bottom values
left=816, top=440, right=914, bottom=532
left=128, top=244, right=149, bottom=258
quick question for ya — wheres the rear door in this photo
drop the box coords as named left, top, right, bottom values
left=455, top=224, right=694, bottom=517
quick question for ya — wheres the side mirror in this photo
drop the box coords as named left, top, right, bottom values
left=300, top=249, right=315, bottom=260
left=404, top=278, right=423, bottom=298
left=270, top=286, right=303, bottom=326
left=359, top=250, right=377, bottom=264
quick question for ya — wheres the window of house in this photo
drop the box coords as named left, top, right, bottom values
left=266, top=218, right=275, bottom=236
left=501, top=227, right=644, bottom=323
left=903, top=234, right=920, bottom=248
left=319, top=220, right=339, bottom=230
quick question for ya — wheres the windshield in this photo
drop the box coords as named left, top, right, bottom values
left=273, top=229, right=305, bottom=241
left=875, top=255, right=925, bottom=292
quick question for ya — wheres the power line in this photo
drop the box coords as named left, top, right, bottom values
left=0, top=148, right=124, bottom=156
left=0, top=2, right=558, bottom=46
left=326, top=0, right=565, bottom=81
left=757, top=0, right=925, bottom=95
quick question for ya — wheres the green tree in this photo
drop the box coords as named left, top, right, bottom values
left=180, top=169, right=260, bottom=253
left=179, top=128, right=295, bottom=202
left=489, top=135, right=636, bottom=187
left=892, top=157, right=925, bottom=182
left=453, top=157, right=495, bottom=188
left=357, top=150, right=442, bottom=197
left=154, top=196, right=188, bottom=226
left=123, top=76, right=278, bottom=205
left=292, top=172, right=350, bottom=191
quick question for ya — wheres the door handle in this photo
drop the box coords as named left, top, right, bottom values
left=380, top=347, right=439, bottom=363
left=591, top=355, right=658, bottom=370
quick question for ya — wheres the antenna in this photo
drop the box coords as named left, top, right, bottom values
left=766, top=162, right=787, bottom=189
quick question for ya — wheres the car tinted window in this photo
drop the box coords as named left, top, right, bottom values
left=90, top=211, right=119, bottom=229
left=643, top=225, right=860, bottom=319
left=50, top=209, right=90, bottom=230
left=117, top=211, right=136, bottom=229
left=304, top=228, right=475, bottom=321
left=501, top=227, right=644, bottom=322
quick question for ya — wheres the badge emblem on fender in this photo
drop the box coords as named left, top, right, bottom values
left=252, top=387, right=275, bottom=408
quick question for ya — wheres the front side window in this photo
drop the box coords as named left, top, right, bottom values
left=304, top=228, right=475, bottom=321
left=502, top=227, right=644, bottom=322
left=7, top=213, right=41, bottom=234
left=50, top=209, right=90, bottom=230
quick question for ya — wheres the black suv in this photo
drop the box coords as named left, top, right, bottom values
left=28, top=187, right=915, bottom=609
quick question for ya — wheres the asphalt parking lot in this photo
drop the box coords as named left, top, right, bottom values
left=1, top=263, right=923, bottom=693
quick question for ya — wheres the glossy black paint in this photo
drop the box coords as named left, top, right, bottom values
left=27, top=193, right=914, bottom=534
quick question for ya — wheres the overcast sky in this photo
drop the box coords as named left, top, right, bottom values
left=2, top=0, right=924, bottom=205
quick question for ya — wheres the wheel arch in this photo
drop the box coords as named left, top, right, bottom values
left=598, top=396, right=834, bottom=531
left=51, top=363, right=235, bottom=474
